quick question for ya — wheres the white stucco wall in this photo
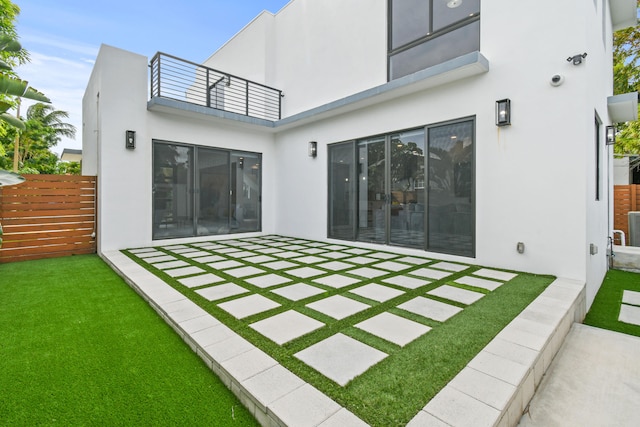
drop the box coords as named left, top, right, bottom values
left=205, top=0, right=387, bottom=118
left=269, top=0, right=617, bottom=308
left=84, top=0, right=629, bottom=310
left=83, top=45, right=277, bottom=253
left=82, top=45, right=150, bottom=253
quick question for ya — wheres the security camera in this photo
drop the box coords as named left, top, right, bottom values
left=550, top=74, right=565, bottom=87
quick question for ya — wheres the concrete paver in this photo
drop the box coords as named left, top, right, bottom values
left=164, top=266, right=205, bottom=277
left=622, top=289, right=640, bottom=306
left=410, top=267, right=452, bottom=280
left=154, top=260, right=189, bottom=269
left=271, top=283, right=326, bottom=301
left=349, top=283, right=405, bottom=302
left=143, top=255, right=176, bottom=263
left=619, top=303, right=640, bottom=326
left=245, top=273, right=291, bottom=289
left=250, top=310, right=324, bottom=344
left=430, top=261, right=470, bottom=272
left=195, top=283, right=248, bottom=301
left=355, top=312, right=431, bottom=346
left=398, top=296, right=463, bottom=322
left=218, top=294, right=280, bottom=319
left=312, top=274, right=360, bottom=288
left=382, top=275, right=431, bottom=289
left=427, top=284, right=485, bottom=305
left=107, top=236, right=587, bottom=427
left=456, top=275, right=503, bottom=291
left=474, top=268, right=517, bottom=281
left=177, top=273, right=224, bottom=288
left=306, top=295, right=370, bottom=320
left=294, top=333, right=387, bottom=386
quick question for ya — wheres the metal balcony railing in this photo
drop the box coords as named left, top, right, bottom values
left=150, top=52, right=282, bottom=121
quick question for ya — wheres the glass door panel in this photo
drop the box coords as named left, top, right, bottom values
left=197, top=148, right=229, bottom=235
left=390, top=129, right=425, bottom=248
left=231, top=153, right=261, bottom=233
left=328, top=142, right=356, bottom=240
left=152, top=143, right=194, bottom=239
left=427, top=121, right=474, bottom=256
left=357, top=137, right=386, bottom=243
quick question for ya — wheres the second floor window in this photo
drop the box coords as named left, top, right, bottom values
left=388, top=0, right=480, bottom=80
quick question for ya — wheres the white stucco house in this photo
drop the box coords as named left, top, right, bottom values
left=83, top=0, right=638, bottom=310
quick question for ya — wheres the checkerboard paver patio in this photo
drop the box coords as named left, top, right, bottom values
left=113, top=235, right=582, bottom=427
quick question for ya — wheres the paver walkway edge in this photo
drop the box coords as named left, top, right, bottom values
left=102, top=249, right=585, bottom=427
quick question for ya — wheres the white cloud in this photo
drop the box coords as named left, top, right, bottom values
left=21, top=32, right=98, bottom=58
left=16, top=51, right=94, bottom=155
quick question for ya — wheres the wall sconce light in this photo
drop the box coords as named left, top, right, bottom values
left=495, top=99, right=511, bottom=127
left=308, top=141, right=318, bottom=158
left=606, top=125, right=616, bottom=145
left=567, top=52, right=587, bottom=65
left=125, top=130, right=136, bottom=149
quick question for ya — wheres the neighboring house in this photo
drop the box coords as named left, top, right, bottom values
left=614, top=156, right=640, bottom=184
left=60, top=148, right=82, bottom=163
left=83, top=0, right=638, bottom=310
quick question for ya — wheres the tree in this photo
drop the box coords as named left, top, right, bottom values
left=613, top=5, right=640, bottom=154
left=9, top=103, right=76, bottom=173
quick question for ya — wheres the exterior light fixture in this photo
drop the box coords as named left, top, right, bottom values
left=567, top=53, right=587, bottom=65
left=308, top=141, right=318, bottom=158
left=495, top=99, right=511, bottom=127
left=606, top=125, right=616, bottom=145
left=125, top=130, right=136, bottom=149
left=447, top=0, right=462, bottom=8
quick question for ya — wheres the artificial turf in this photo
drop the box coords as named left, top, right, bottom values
left=584, top=268, right=640, bottom=337
left=125, top=239, right=555, bottom=426
left=0, top=255, right=257, bottom=426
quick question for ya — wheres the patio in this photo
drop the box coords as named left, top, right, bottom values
left=104, top=235, right=585, bottom=426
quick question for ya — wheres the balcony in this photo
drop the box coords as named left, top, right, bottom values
left=150, top=52, right=283, bottom=122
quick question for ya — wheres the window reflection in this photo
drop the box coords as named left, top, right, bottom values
left=389, top=0, right=480, bottom=80
left=427, top=120, right=474, bottom=256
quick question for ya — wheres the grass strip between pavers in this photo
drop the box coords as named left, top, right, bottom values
left=125, top=236, right=555, bottom=427
left=584, top=269, right=640, bottom=337
left=0, top=255, right=258, bottom=426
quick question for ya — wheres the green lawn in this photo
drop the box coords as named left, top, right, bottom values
left=0, top=255, right=257, bottom=426
left=584, top=268, right=640, bottom=337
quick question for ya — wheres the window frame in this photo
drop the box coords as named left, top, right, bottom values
left=327, top=116, right=475, bottom=257
left=387, top=0, right=481, bottom=81
left=152, top=139, right=262, bottom=240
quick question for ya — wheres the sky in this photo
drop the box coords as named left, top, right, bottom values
left=13, top=0, right=292, bottom=156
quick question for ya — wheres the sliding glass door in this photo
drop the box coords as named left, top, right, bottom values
left=231, top=153, right=261, bottom=233
left=153, top=141, right=261, bottom=240
left=390, top=129, right=425, bottom=248
left=427, top=121, right=474, bottom=255
left=153, top=144, right=194, bottom=238
left=357, top=137, right=386, bottom=244
left=197, top=148, right=229, bottom=235
left=328, top=142, right=356, bottom=240
left=327, top=118, right=474, bottom=257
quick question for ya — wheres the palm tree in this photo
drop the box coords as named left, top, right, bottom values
left=14, top=103, right=76, bottom=171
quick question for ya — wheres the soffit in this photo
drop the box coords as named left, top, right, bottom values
left=608, top=92, right=639, bottom=123
left=611, top=0, right=638, bottom=31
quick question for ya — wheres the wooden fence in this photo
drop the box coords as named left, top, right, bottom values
left=0, top=174, right=97, bottom=263
left=614, top=184, right=640, bottom=245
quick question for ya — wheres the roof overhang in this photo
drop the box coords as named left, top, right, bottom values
left=608, top=92, right=638, bottom=123
left=611, top=0, right=638, bottom=31
left=149, top=51, right=490, bottom=133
